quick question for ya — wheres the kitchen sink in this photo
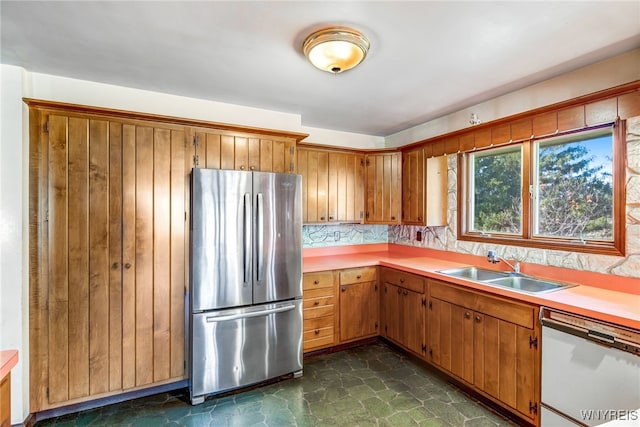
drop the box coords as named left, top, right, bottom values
left=437, top=267, right=509, bottom=281
left=437, top=267, right=575, bottom=294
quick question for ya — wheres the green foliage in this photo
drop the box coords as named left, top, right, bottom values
left=473, top=148, right=521, bottom=233
left=537, top=141, right=612, bottom=239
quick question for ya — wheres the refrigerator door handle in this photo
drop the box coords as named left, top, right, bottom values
left=243, top=192, right=251, bottom=284
left=205, top=304, right=296, bottom=323
left=256, top=192, right=264, bottom=281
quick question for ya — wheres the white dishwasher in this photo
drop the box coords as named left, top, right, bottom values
left=540, top=307, right=640, bottom=426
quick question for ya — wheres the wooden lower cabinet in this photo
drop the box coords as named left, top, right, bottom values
left=0, top=373, right=9, bottom=427
left=428, top=279, right=540, bottom=425
left=303, top=271, right=338, bottom=352
left=380, top=268, right=427, bottom=357
left=338, top=267, right=379, bottom=343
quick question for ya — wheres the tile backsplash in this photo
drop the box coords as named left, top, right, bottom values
left=302, top=224, right=388, bottom=247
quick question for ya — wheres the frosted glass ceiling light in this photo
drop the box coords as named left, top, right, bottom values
left=303, top=27, right=370, bottom=74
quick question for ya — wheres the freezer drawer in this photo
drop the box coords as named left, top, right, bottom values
left=190, top=300, right=303, bottom=403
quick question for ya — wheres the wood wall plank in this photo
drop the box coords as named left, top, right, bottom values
left=108, top=122, right=123, bottom=391
left=67, top=117, right=90, bottom=400
left=121, top=124, right=137, bottom=390
left=205, top=133, right=221, bottom=169
left=170, top=130, right=186, bottom=378
left=135, top=126, right=154, bottom=387
left=88, top=119, right=110, bottom=395
left=153, top=129, right=172, bottom=382
left=48, top=114, right=70, bottom=404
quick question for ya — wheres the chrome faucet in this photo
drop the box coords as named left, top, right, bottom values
left=487, top=250, right=520, bottom=274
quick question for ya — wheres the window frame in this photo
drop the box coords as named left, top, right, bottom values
left=457, top=121, right=626, bottom=256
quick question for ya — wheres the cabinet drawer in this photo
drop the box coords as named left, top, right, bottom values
left=304, top=315, right=334, bottom=331
left=304, top=271, right=335, bottom=290
left=340, top=267, right=377, bottom=284
left=303, top=334, right=334, bottom=352
left=304, top=287, right=334, bottom=300
left=429, top=280, right=535, bottom=329
left=303, top=326, right=333, bottom=341
left=303, top=295, right=334, bottom=310
left=382, top=268, right=425, bottom=293
left=304, top=304, right=334, bottom=320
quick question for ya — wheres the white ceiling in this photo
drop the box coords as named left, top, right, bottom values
left=2, top=1, right=639, bottom=137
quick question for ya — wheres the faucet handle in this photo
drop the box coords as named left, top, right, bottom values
left=487, top=250, right=498, bottom=264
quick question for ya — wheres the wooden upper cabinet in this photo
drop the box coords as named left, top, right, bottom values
left=298, top=147, right=365, bottom=224
left=328, top=151, right=365, bottom=223
left=402, top=147, right=425, bottom=225
left=365, top=152, right=402, bottom=224
left=31, top=110, right=189, bottom=411
left=402, top=149, right=447, bottom=226
left=191, top=128, right=296, bottom=173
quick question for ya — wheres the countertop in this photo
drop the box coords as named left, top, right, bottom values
left=303, top=244, right=640, bottom=331
left=0, top=350, right=18, bottom=381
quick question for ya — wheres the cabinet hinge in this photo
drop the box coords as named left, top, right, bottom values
left=384, top=325, right=387, bottom=333
left=365, top=211, right=370, bottom=219
left=46, top=387, right=49, bottom=399
left=366, top=159, right=370, bottom=166
left=529, top=401, right=538, bottom=415
left=44, top=121, right=49, bottom=133
left=184, top=360, right=187, bottom=372
left=289, top=146, right=295, bottom=155
left=360, top=159, right=364, bottom=166
left=422, top=344, right=427, bottom=353
left=421, top=297, right=426, bottom=307
left=290, top=162, right=295, bottom=172
left=529, top=335, right=538, bottom=349
left=428, top=300, right=433, bottom=309
left=360, top=211, right=364, bottom=219
left=428, top=347, right=433, bottom=357
left=192, top=134, right=199, bottom=146
left=374, top=284, right=378, bottom=292
left=375, top=321, right=379, bottom=330
left=193, top=154, right=199, bottom=167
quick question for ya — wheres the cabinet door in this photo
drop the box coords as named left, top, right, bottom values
left=473, top=313, right=538, bottom=421
left=42, top=113, right=188, bottom=408
left=297, top=148, right=329, bottom=223
left=365, top=152, right=402, bottom=224
left=122, top=123, right=189, bottom=389
left=401, top=289, right=426, bottom=357
left=428, top=298, right=473, bottom=384
left=381, top=283, right=401, bottom=342
left=402, top=147, right=425, bottom=225
left=339, top=282, right=379, bottom=342
left=328, top=151, right=365, bottom=222
left=192, top=129, right=295, bottom=173
left=425, top=156, right=448, bottom=226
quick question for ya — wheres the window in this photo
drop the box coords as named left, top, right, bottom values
left=459, top=123, right=624, bottom=255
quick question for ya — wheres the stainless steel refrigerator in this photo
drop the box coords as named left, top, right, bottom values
left=189, top=168, right=303, bottom=405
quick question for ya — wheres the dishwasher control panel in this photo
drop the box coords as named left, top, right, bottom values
left=541, top=307, right=640, bottom=355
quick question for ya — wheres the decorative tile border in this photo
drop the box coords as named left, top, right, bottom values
left=303, top=224, right=388, bottom=247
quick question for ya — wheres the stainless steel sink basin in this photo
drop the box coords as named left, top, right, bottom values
left=437, top=267, right=509, bottom=281
left=437, top=267, right=575, bottom=294
left=483, top=276, right=574, bottom=294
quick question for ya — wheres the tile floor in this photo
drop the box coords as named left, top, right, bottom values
left=36, top=342, right=516, bottom=427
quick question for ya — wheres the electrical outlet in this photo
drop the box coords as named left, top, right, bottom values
left=334, top=231, right=340, bottom=241
left=416, top=231, right=422, bottom=241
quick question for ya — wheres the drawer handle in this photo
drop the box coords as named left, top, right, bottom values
left=314, top=280, right=320, bottom=285
left=418, top=216, right=423, bottom=221
left=465, top=312, right=471, bottom=319
left=320, top=216, right=326, bottom=221
left=124, top=263, right=132, bottom=269
left=400, top=278, right=405, bottom=283
left=341, top=286, right=347, bottom=292
left=250, top=166, right=255, bottom=170
left=356, top=275, right=362, bottom=279
left=314, top=329, right=320, bottom=335
left=391, top=216, right=396, bottom=220
left=403, top=290, right=408, bottom=296
left=329, top=216, right=334, bottom=220
left=313, top=301, right=320, bottom=306
left=240, top=165, right=245, bottom=170
left=475, top=315, right=481, bottom=323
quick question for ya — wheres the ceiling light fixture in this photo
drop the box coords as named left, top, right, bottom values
left=303, top=26, right=370, bottom=74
